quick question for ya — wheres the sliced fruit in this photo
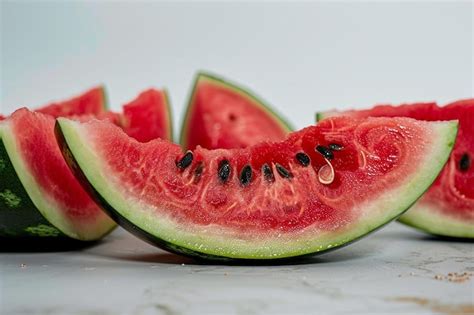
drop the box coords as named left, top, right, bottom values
left=57, top=116, right=456, bottom=259
left=121, top=89, right=173, bottom=142
left=0, top=89, right=173, bottom=240
left=36, top=86, right=107, bottom=117
left=180, top=72, right=292, bottom=151
left=317, top=99, right=473, bottom=238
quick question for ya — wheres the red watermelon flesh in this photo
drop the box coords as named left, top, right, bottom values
left=1, top=109, right=115, bottom=240
left=36, top=86, right=107, bottom=117
left=121, top=89, right=173, bottom=142
left=57, top=115, right=456, bottom=258
left=1, top=86, right=106, bottom=120
left=180, top=73, right=291, bottom=151
left=0, top=89, right=172, bottom=240
left=318, top=99, right=473, bottom=238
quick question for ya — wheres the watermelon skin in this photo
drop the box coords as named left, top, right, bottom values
left=57, top=116, right=457, bottom=260
left=0, top=139, right=63, bottom=238
left=180, top=72, right=292, bottom=151
left=0, top=87, right=108, bottom=240
left=317, top=99, right=474, bottom=238
left=0, top=88, right=173, bottom=240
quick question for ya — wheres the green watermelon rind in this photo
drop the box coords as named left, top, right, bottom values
left=398, top=204, right=474, bottom=239
left=317, top=110, right=473, bottom=239
left=0, top=126, right=65, bottom=238
left=162, top=89, right=174, bottom=142
left=0, top=119, right=116, bottom=241
left=179, top=72, right=293, bottom=149
left=57, top=117, right=458, bottom=260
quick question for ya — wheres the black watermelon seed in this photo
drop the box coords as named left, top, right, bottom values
left=193, top=162, right=204, bottom=183
left=218, top=160, right=231, bottom=183
left=176, top=151, right=193, bottom=169
left=316, top=145, right=334, bottom=160
left=240, top=165, right=252, bottom=186
left=262, top=164, right=275, bottom=183
left=295, top=152, right=310, bottom=166
left=329, top=143, right=343, bottom=151
left=275, top=163, right=292, bottom=179
left=460, top=153, right=470, bottom=172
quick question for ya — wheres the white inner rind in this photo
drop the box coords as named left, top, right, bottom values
left=1, top=120, right=115, bottom=241
left=59, top=118, right=457, bottom=258
left=399, top=202, right=474, bottom=238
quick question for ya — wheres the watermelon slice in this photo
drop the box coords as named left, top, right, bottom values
left=120, top=89, right=173, bottom=142
left=36, top=86, right=107, bottom=117
left=180, top=72, right=292, bottom=151
left=317, top=100, right=473, bottom=238
left=0, top=89, right=172, bottom=240
left=56, top=115, right=456, bottom=260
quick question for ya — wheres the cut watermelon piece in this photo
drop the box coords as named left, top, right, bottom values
left=121, top=89, right=173, bottom=142
left=57, top=116, right=456, bottom=259
left=0, top=89, right=173, bottom=240
left=180, top=72, right=292, bottom=151
left=317, top=99, right=473, bottom=238
left=1, top=86, right=107, bottom=119
left=36, top=86, right=107, bottom=117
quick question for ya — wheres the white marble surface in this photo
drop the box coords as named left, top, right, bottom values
left=1, top=224, right=472, bottom=315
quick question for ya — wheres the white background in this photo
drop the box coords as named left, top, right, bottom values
left=1, top=1, right=473, bottom=136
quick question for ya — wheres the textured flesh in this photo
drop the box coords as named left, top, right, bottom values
left=2, top=109, right=115, bottom=240
left=0, top=89, right=172, bottom=239
left=58, top=116, right=456, bottom=258
left=319, top=100, right=473, bottom=238
left=121, top=89, right=173, bottom=142
left=36, top=87, right=106, bottom=117
left=181, top=74, right=291, bottom=150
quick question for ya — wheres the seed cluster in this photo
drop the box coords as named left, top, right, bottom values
left=175, top=142, right=343, bottom=186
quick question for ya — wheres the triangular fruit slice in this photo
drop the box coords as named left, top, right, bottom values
left=0, top=89, right=172, bottom=240
left=120, top=89, right=173, bottom=142
left=180, top=72, right=292, bottom=151
left=317, top=99, right=473, bottom=238
left=36, top=86, right=107, bottom=117
left=57, top=116, right=456, bottom=260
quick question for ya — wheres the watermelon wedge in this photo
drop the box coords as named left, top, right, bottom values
left=36, top=86, right=107, bottom=117
left=317, top=99, right=473, bottom=238
left=120, top=89, right=173, bottom=142
left=180, top=72, right=292, bottom=151
left=0, top=89, right=172, bottom=240
left=57, top=116, right=456, bottom=260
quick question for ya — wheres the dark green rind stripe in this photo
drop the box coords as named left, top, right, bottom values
left=0, top=136, right=64, bottom=238
left=179, top=71, right=293, bottom=150
left=57, top=121, right=453, bottom=262
left=315, top=112, right=325, bottom=122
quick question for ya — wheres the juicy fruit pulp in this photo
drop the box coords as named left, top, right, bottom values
left=318, top=99, right=473, bottom=238
left=57, top=116, right=456, bottom=259
left=120, top=89, right=173, bottom=142
left=180, top=73, right=292, bottom=151
left=35, top=86, right=106, bottom=117
left=0, top=88, right=172, bottom=240
left=1, top=109, right=115, bottom=240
